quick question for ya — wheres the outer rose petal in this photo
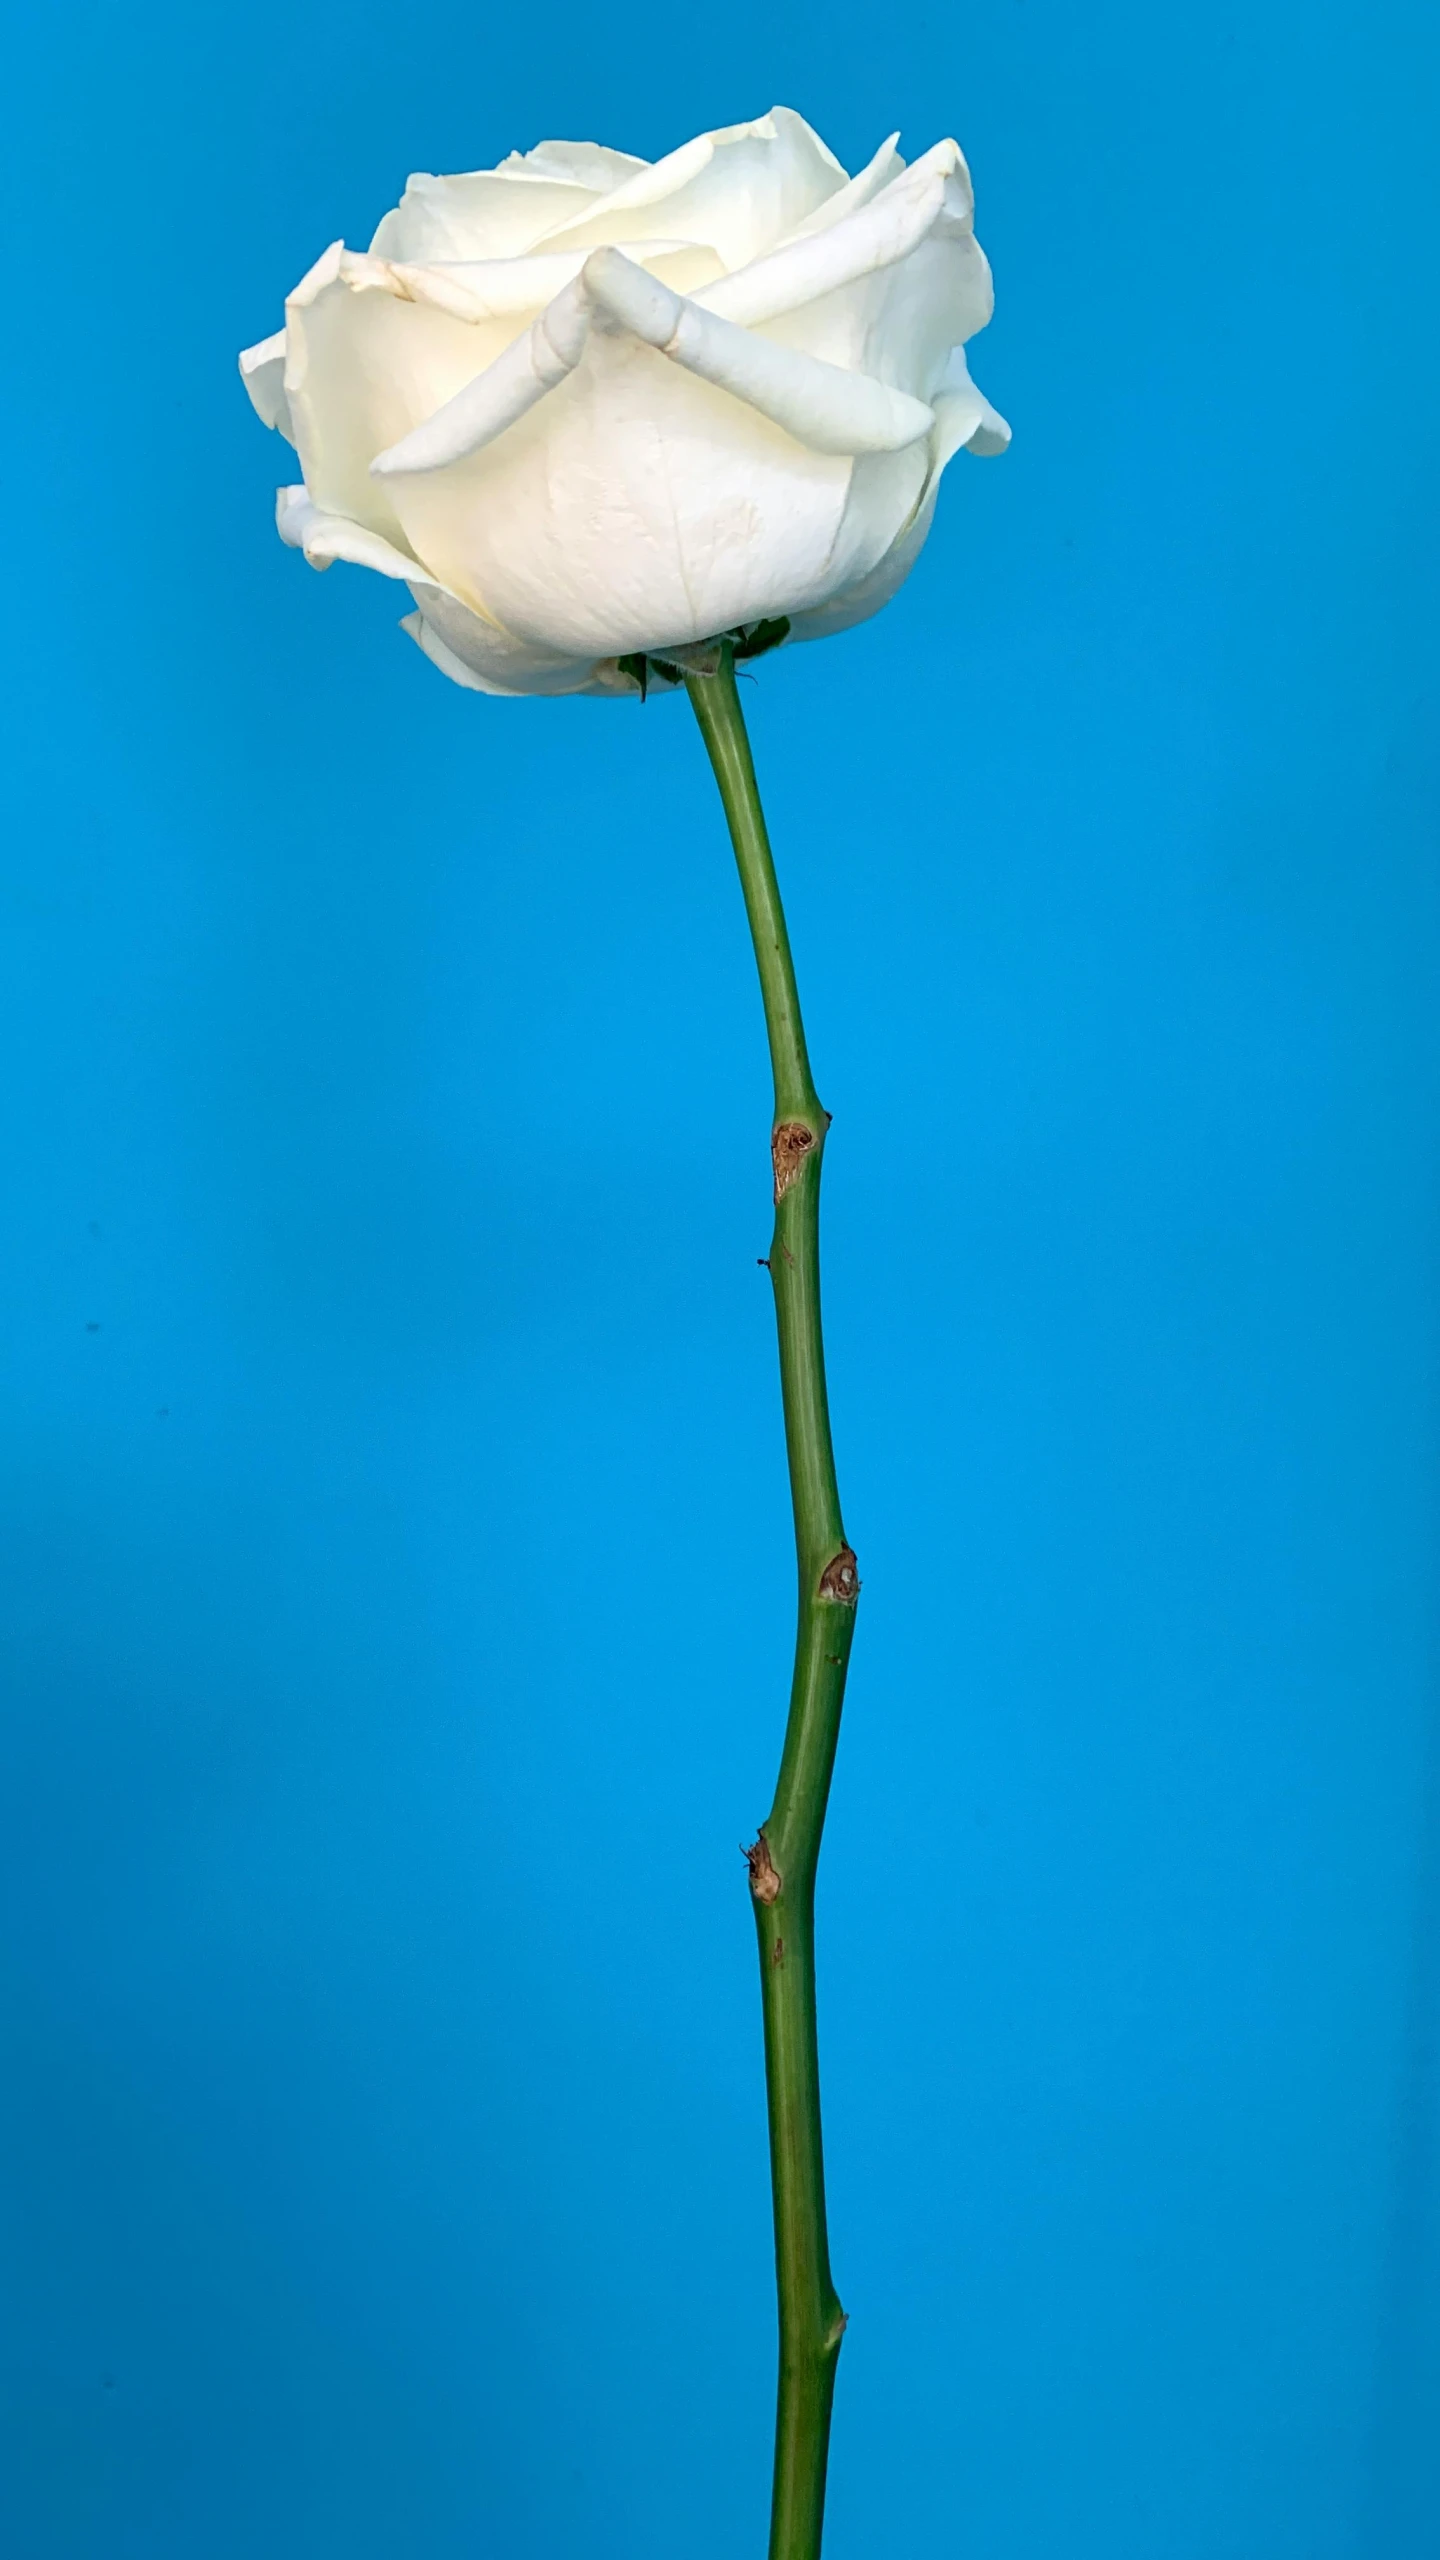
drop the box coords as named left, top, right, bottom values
left=697, top=142, right=964, bottom=327
left=283, top=244, right=528, bottom=544
left=373, top=313, right=928, bottom=660
left=371, top=251, right=933, bottom=480
left=788, top=350, right=1011, bottom=645
left=370, top=171, right=599, bottom=263
left=239, top=330, right=294, bottom=441
left=773, top=135, right=906, bottom=242
left=582, top=252, right=933, bottom=454
left=401, top=594, right=625, bottom=696
left=276, top=485, right=613, bottom=695
left=736, top=144, right=993, bottom=401
left=276, top=483, right=428, bottom=578
left=494, top=140, right=650, bottom=190
left=531, top=108, right=846, bottom=268
left=388, top=238, right=724, bottom=320
left=371, top=141, right=652, bottom=264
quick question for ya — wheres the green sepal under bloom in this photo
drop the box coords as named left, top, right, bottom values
left=619, top=616, right=792, bottom=699
left=734, top=615, right=793, bottom=663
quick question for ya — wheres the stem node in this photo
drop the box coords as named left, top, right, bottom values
left=817, top=1548, right=861, bottom=1604
left=745, top=1834, right=783, bottom=1905
left=772, top=1119, right=819, bottom=1201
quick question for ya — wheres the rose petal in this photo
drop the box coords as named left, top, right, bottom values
left=400, top=591, right=614, bottom=696
left=494, top=140, right=650, bottom=190
left=238, top=329, right=294, bottom=442
left=384, top=237, right=723, bottom=322
left=584, top=248, right=935, bottom=454
left=966, top=412, right=1011, bottom=458
left=283, top=242, right=527, bottom=543
left=370, top=170, right=599, bottom=264
left=929, top=343, right=1011, bottom=459
left=788, top=350, right=1010, bottom=646
left=844, top=227, right=994, bottom=403
left=368, top=275, right=590, bottom=479
left=275, top=483, right=612, bottom=695
left=372, top=248, right=934, bottom=480
left=785, top=503, right=939, bottom=646
left=530, top=106, right=846, bottom=269
left=696, top=140, right=972, bottom=329
left=720, top=142, right=993, bottom=410
left=371, top=302, right=928, bottom=662
left=276, top=483, right=444, bottom=580
left=772, top=134, right=906, bottom=244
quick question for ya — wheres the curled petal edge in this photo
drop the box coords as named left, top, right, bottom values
left=239, top=330, right=294, bottom=441
left=275, top=485, right=617, bottom=696
left=276, top=483, right=438, bottom=582
left=697, top=138, right=978, bottom=330
left=399, top=608, right=629, bottom=698
left=370, top=245, right=935, bottom=480
left=776, top=133, right=906, bottom=244
left=788, top=353, right=1010, bottom=646
left=284, top=238, right=718, bottom=325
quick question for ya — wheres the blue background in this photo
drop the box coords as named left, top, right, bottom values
left=3, top=5, right=1438, bottom=2554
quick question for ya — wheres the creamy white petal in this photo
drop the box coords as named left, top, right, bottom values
left=383, top=237, right=722, bottom=324
left=531, top=107, right=846, bottom=267
left=848, top=227, right=994, bottom=396
left=384, top=251, right=587, bottom=319
left=400, top=593, right=612, bottom=695
left=696, top=140, right=969, bottom=328
left=495, top=140, right=650, bottom=190
left=372, top=311, right=928, bottom=661
left=785, top=502, right=939, bottom=645
left=275, top=484, right=612, bottom=695
left=370, top=170, right=599, bottom=263
left=931, top=343, right=1011, bottom=456
left=964, top=401, right=1011, bottom=456
left=282, top=242, right=524, bottom=543
left=238, top=329, right=294, bottom=442
left=370, top=276, right=590, bottom=477
left=772, top=134, right=906, bottom=244
left=276, top=483, right=442, bottom=580
left=401, top=610, right=515, bottom=692
left=744, top=144, right=992, bottom=403
left=339, top=239, right=720, bottom=315
left=373, top=249, right=933, bottom=481
left=788, top=352, right=1010, bottom=646
left=584, top=249, right=934, bottom=454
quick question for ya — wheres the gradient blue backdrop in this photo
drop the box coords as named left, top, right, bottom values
left=3, top=6, right=1438, bottom=2554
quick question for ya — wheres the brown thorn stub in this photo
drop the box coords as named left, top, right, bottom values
left=818, top=1546, right=861, bottom=1604
left=744, top=1833, right=782, bottom=1905
left=771, top=1936, right=785, bottom=1967
left=771, top=1121, right=816, bottom=1203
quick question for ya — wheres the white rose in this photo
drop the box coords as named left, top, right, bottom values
left=239, top=107, right=1008, bottom=699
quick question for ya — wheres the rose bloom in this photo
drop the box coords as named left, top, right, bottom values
left=239, top=108, right=1008, bottom=698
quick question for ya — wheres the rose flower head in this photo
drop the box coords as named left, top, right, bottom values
left=239, top=108, right=1009, bottom=699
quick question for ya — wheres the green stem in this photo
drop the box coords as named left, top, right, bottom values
left=686, top=646, right=859, bottom=2560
